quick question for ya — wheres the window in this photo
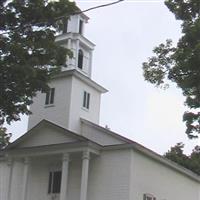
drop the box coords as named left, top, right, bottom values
left=48, top=171, right=62, bottom=194
left=78, top=49, right=83, bottom=69
left=83, top=91, right=90, bottom=109
left=143, top=194, right=156, bottom=200
left=45, top=88, right=55, bottom=105
left=79, top=20, right=83, bottom=34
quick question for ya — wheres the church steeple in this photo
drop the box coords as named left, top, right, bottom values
left=28, top=13, right=107, bottom=134
left=55, top=13, right=95, bottom=78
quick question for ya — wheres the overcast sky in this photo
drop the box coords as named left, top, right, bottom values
left=7, top=0, right=200, bottom=154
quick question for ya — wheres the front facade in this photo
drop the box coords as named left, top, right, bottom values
left=1, top=121, right=200, bottom=200
left=1, top=11, right=200, bottom=200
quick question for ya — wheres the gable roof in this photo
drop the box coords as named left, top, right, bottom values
left=81, top=118, right=134, bottom=145
left=6, top=119, right=90, bottom=150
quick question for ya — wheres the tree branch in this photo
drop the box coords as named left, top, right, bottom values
left=0, top=0, right=125, bottom=35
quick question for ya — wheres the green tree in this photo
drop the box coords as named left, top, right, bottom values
left=188, top=145, right=200, bottom=175
left=164, top=143, right=200, bottom=175
left=143, top=0, right=200, bottom=138
left=164, top=143, right=190, bottom=169
left=0, top=127, right=11, bottom=149
left=0, top=0, right=78, bottom=148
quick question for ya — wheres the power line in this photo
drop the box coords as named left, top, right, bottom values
left=1, top=0, right=125, bottom=35
left=56, top=0, right=125, bottom=21
left=77, top=0, right=124, bottom=13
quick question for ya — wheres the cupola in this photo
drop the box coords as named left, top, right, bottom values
left=55, top=13, right=95, bottom=78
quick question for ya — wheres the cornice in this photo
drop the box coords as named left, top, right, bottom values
left=55, top=32, right=95, bottom=50
left=52, top=70, right=108, bottom=93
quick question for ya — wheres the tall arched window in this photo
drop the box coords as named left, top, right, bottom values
left=78, top=49, right=83, bottom=69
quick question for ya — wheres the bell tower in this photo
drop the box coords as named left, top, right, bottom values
left=56, top=13, right=94, bottom=77
left=27, top=13, right=107, bottom=134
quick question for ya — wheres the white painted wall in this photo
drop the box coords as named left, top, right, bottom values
left=67, top=158, right=82, bottom=200
left=88, top=149, right=131, bottom=200
left=67, top=15, right=79, bottom=34
left=28, top=76, right=72, bottom=130
left=67, top=15, right=87, bottom=35
left=130, top=150, right=200, bottom=200
left=28, top=73, right=102, bottom=134
left=10, top=159, right=24, bottom=200
left=0, top=159, right=9, bottom=200
left=68, top=75, right=101, bottom=133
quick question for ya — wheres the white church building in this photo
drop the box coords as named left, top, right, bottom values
left=1, top=12, right=200, bottom=200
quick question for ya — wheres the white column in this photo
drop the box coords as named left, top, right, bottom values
left=60, top=153, right=70, bottom=200
left=22, top=157, right=29, bottom=200
left=80, top=151, right=90, bottom=200
left=7, top=158, right=13, bottom=200
left=88, top=51, right=93, bottom=77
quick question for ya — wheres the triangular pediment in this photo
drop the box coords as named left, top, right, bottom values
left=7, top=120, right=87, bottom=149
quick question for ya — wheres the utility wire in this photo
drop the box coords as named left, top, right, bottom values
left=76, top=0, right=125, bottom=14
left=56, top=0, right=125, bottom=21
left=1, top=0, right=125, bottom=35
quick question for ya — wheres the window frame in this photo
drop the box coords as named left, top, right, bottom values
left=143, top=193, right=156, bottom=200
left=79, top=20, right=83, bottom=34
left=45, top=88, right=55, bottom=105
left=48, top=170, right=62, bottom=194
left=83, top=91, right=90, bottom=110
left=78, top=49, right=84, bottom=69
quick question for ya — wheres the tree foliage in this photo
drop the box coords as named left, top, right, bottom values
left=164, top=143, right=200, bottom=175
left=0, top=127, right=11, bottom=149
left=0, top=0, right=78, bottom=147
left=143, top=0, right=200, bottom=138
